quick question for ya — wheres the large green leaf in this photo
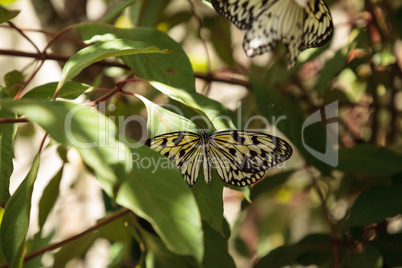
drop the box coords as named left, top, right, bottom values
left=255, top=234, right=338, bottom=268
left=116, top=143, right=203, bottom=263
left=192, top=170, right=224, bottom=235
left=141, top=230, right=198, bottom=268
left=58, top=38, right=168, bottom=90
left=101, top=0, right=137, bottom=23
left=21, top=82, right=90, bottom=100
left=150, top=82, right=235, bottom=131
left=75, top=23, right=195, bottom=89
left=202, top=221, right=235, bottom=268
left=0, top=99, right=131, bottom=196
left=3, top=70, right=24, bottom=98
left=344, top=185, right=402, bottom=228
left=129, top=0, right=169, bottom=27
left=347, top=244, right=382, bottom=268
left=0, top=91, right=16, bottom=206
left=0, top=6, right=20, bottom=24
left=255, top=245, right=294, bottom=268
left=135, top=94, right=199, bottom=136
left=38, top=166, right=63, bottom=230
left=372, top=233, right=402, bottom=267
left=338, top=145, right=402, bottom=177
left=248, top=170, right=295, bottom=202
left=0, top=156, right=40, bottom=268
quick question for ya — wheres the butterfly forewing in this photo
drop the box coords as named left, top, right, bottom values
left=301, top=0, right=333, bottom=49
left=211, top=0, right=275, bottom=30
left=209, top=131, right=293, bottom=186
left=146, top=132, right=204, bottom=186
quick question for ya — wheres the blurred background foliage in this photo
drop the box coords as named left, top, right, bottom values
left=0, top=0, right=402, bottom=267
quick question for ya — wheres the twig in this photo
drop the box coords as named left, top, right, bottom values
left=308, top=167, right=340, bottom=268
left=7, top=22, right=41, bottom=54
left=22, top=208, right=132, bottom=264
left=0, top=118, right=29, bottom=124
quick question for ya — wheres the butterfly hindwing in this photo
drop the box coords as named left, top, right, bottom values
left=209, top=131, right=293, bottom=186
left=146, top=131, right=204, bottom=186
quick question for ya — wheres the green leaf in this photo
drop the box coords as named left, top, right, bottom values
left=249, top=170, right=295, bottom=202
left=348, top=244, right=382, bottom=268
left=4, top=70, right=24, bottom=98
left=344, top=185, right=402, bottom=228
left=38, top=166, right=63, bottom=230
left=338, top=145, right=402, bottom=177
left=129, top=0, right=169, bottom=27
left=192, top=170, right=224, bottom=235
left=372, top=233, right=402, bottom=267
left=293, top=234, right=334, bottom=266
left=101, top=0, right=137, bottom=23
left=24, top=232, right=54, bottom=268
left=135, top=94, right=199, bottom=136
left=0, top=156, right=40, bottom=268
left=0, top=99, right=131, bottom=197
left=115, top=143, right=204, bottom=262
left=58, top=38, right=168, bottom=89
left=21, top=82, right=91, bottom=100
left=255, top=245, right=294, bottom=268
left=75, top=23, right=195, bottom=89
left=150, top=82, right=236, bottom=131
left=52, top=233, right=98, bottom=267
left=141, top=229, right=198, bottom=268
left=203, top=15, right=234, bottom=66
left=0, top=6, right=20, bottom=24
left=315, top=49, right=348, bottom=97
left=0, top=91, right=16, bottom=206
left=52, top=213, right=134, bottom=266
left=202, top=221, right=235, bottom=268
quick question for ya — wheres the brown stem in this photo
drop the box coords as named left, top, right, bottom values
left=310, top=171, right=340, bottom=268
left=7, top=22, right=41, bottom=54
left=22, top=208, right=132, bottom=264
left=0, top=118, right=29, bottom=124
left=87, top=84, right=123, bottom=107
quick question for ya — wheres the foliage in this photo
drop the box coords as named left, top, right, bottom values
left=0, top=0, right=401, bottom=267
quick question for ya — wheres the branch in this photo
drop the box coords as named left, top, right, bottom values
left=0, top=118, right=29, bottom=124
left=22, top=208, right=132, bottom=264
left=308, top=167, right=339, bottom=268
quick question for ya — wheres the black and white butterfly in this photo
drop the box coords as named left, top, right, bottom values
left=211, top=0, right=334, bottom=68
left=146, top=130, right=292, bottom=187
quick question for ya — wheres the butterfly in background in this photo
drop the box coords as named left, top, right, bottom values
left=145, top=130, right=292, bottom=187
left=211, top=0, right=334, bottom=68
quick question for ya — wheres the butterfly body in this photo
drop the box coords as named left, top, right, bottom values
left=146, top=130, right=292, bottom=187
left=212, top=0, right=333, bottom=68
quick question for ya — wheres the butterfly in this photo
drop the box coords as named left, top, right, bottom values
left=211, top=0, right=334, bottom=68
left=145, top=130, right=292, bottom=187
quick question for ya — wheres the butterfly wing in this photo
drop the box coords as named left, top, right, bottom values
left=301, top=0, right=333, bottom=50
left=242, top=0, right=305, bottom=67
left=212, top=0, right=333, bottom=68
left=208, top=130, right=293, bottom=187
left=211, top=0, right=276, bottom=30
left=145, top=132, right=204, bottom=186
